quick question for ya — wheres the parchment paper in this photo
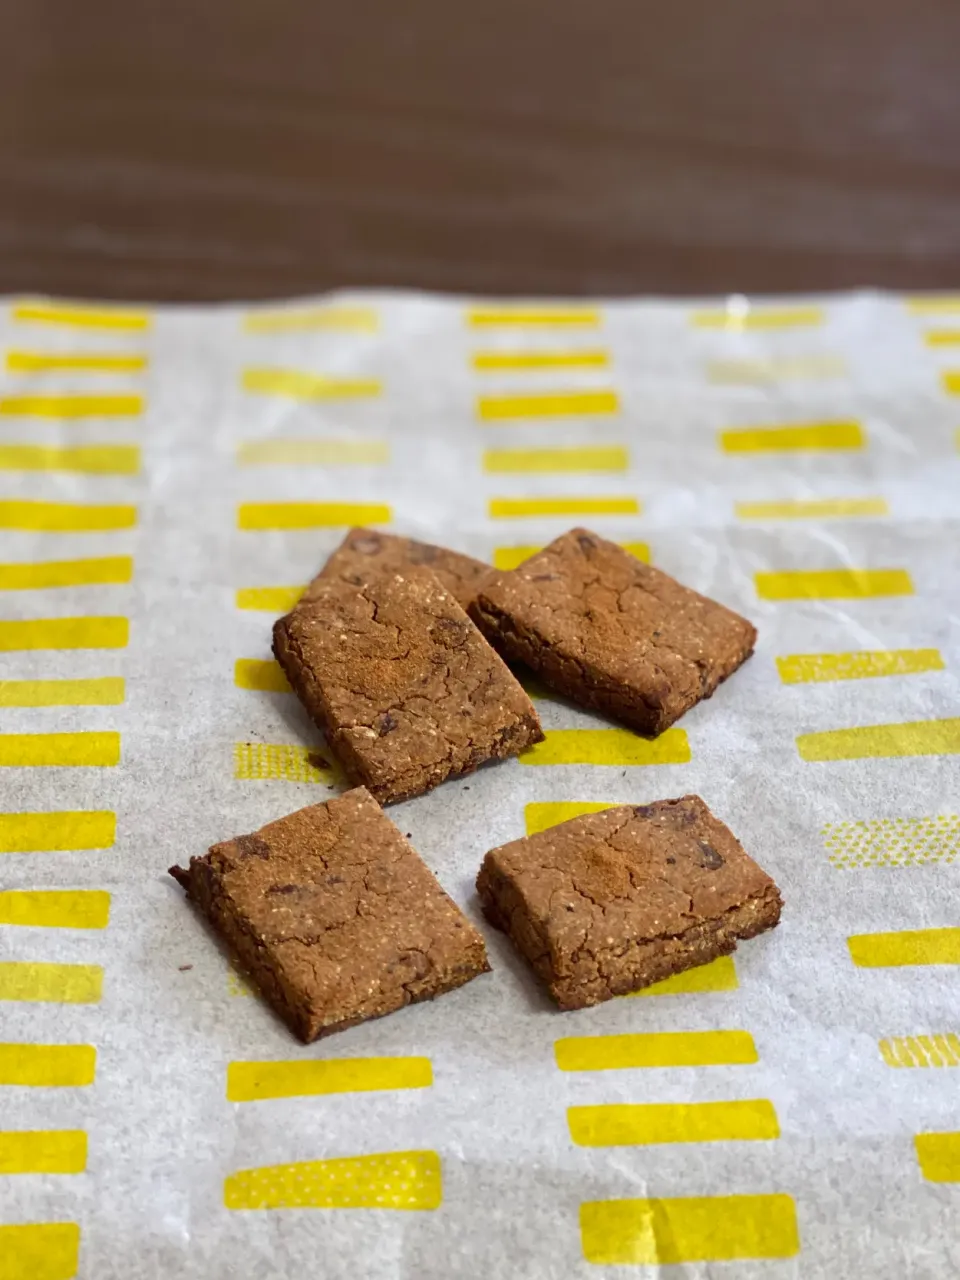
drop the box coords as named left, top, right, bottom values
left=2, top=290, right=959, bottom=1278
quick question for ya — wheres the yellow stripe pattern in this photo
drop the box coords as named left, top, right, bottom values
left=798, top=718, right=960, bottom=762
left=580, top=1194, right=800, bottom=1265
left=237, top=440, right=388, bottom=467
left=823, top=816, right=960, bottom=869
left=708, top=355, right=845, bottom=383
left=242, top=368, right=381, bottom=399
left=483, top=446, right=627, bottom=473
left=693, top=305, right=822, bottom=328
left=923, top=330, right=960, bottom=346
left=493, top=541, right=648, bottom=571
left=0, top=556, right=133, bottom=591
left=880, top=1034, right=960, bottom=1069
left=626, top=955, right=739, bottom=997
left=473, top=350, right=608, bottom=370
left=778, top=649, right=943, bottom=684
left=737, top=498, right=888, bottom=520
left=555, top=1030, right=757, bottom=1072
left=224, top=1150, right=442, bottom=1211
left=227, top=1056, right=432, bottom=1101
left=468, top=308, right=600, bottom=327
left=234, top=742, right=338, bottom=785
left=478, top=390, right=618, bottom=420
left=0, top=733, right=119, bottom=768
left=0, top=811, right=116, bottom=854
left=907, top=296, right=960, bottom=315
left=0, top=679, right=124, bottom=708
left=0, top=445, right=140, bottom=474
left=916, top=1132, right=960, bottom=1181
left=568, top=1099, right=778, bottom=1147
left=521, top=728, right=690, bottom=767
left=13, top=300, right=149, bottom=329
left=238, top=502, right=391, bottom=530
left=6, top=351, right=147, bottom=372
left=0, top=1043, right=96, bottom=1087
left=489, top=495, right=639, bottom=519
left=849, top=929, right=960, bottom=968
left=0, top=500, right=136, bottom=533
left=722, top=421, right=863, bottom=452
left=234, top=659, right=291, bottom=693
left=0, top=394, right=143, bottom=418
left=0, top=1129, right=87, bottom=1174
left=236, top=585, right=305, bottom=612
left=0, top=963, right=103, bottom=1003
left=0, top=890, right=111, bottom=930
left=0, top=617, right=128, bottom=651
left=244, top=308, right=378, bottom=333
left=756, top=568, right=912, bottom=600
left=0, top=1222, right=81, bottom=1280
left=942, top=372, right=960, bottom=394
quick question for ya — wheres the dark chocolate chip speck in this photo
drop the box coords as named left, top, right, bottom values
left=234, top=834, right=271, bottom=860
left=378, top=711, right=399, bottom=736
left=697, top=840, right=724, bottom=870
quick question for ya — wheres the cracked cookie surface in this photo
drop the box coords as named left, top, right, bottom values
left=274, top=567, right=544, bottom=804
left=170, top=787, right=490, bottom=1041
left=470, top=528, right=757, bottom=735
left=476, top=794, right=781, bottom=1009
left=310, top=526, right=498, bottom=612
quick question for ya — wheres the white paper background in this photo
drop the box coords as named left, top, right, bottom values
left=1, top=289, right=959, bottom=1278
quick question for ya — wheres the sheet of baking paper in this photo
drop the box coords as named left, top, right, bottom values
left=1, top=289, right=959, bottom=1279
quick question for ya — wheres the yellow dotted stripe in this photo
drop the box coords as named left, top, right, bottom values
left=880, top=1034, right=960, bottom=1068
left=778, top=649, right=943, bottom=684
left=468, top=307, right=600, bottom=327
left=0, top=732, right=120, bottom=768
left=224, top=1149, right=442, bottom=1210
left=473, top=350, right=608, bottom=370
left=756, top=569, right=912, bottom=601
left=234, top=742, right=339, bottom=785
left=555, top=1030, right=757, bottom=1072
left=0, top=394, right=143, bottom=418
left=0, top=445, right=140, bottom=474
left=848, top=929, right=960, bottom=968
left=0, top=963, right=103, bottom=1004
left=708, top=355, right=844, bottom=383
left=238, top=502, right=391, bottom=530
left=493, top=542, right=648, bottom=571
left=823, top=815, right=960, bottom=868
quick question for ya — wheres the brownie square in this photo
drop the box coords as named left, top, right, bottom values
left=476, top=795, right=781, bottom=1009
left=309, top=526, right=498, bottom=612
left=470, top=528, right=757, bottom=735
left=170, top=787, right=490, bottom=1041
left=274, top=567, right=544, bottom=805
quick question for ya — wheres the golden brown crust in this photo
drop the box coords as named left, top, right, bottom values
left=274, top=567, right=544, bottom=804
left=169, top=787, right=490, bottom=1041
left=470, top=528, right=757, bottom=735
left=476, top=795, right=781, bottom=1009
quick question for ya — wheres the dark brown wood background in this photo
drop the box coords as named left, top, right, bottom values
left=3, top=0, right=959, bottom=301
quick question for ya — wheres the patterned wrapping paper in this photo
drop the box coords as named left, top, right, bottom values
left=0, top=290, right=959, bottom=1278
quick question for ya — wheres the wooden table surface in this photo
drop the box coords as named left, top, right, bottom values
left=3, top=0, right=959, bottom=301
